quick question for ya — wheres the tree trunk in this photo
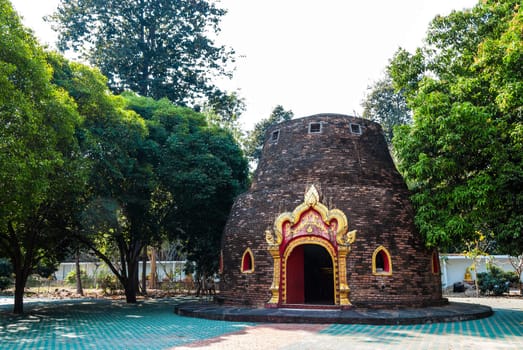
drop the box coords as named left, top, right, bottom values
left=75, top=251, right=84, bottom=296
left=141, top=249, right=147, bottom=295
left=150, top=247, right=157, bottom=289
left=124, top=259, right=139, bottom=303
left=13, top=270, right=28, bottom=314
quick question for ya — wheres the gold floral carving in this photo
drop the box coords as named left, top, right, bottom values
left=273, top=185, right=353, bottom=245
left=265, top=229, right=282, bottom=246
left=267, top=247, right=281, bottom=304
left=338, top=229, right=357, bottom=247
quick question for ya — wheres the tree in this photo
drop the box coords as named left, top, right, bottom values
left=390, top=1, right=522, bottom=254
left=361, top=75, right=411, bottom=145
left=49, top=0, right=235, bottom=105
left=0, top=1, right=85, bottom=313
left=203, top=90, right=246, bottom=127
left=123, top=93, right=249, bottom=281
left=463, top=231, right=495, bottom=297
left=244, top=105, right=294, bottom=163
left=509, top=255, right=523, bottom=293
left=48, top=54, right=158, bottom=304
left=202, top=90, right=246, bottom=144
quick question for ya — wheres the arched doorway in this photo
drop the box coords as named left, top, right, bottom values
left=286, top=243, right=335, bottom=305
left=304, top=244, right=334, bottom=304
left=265, top=185, right=356, bottom=307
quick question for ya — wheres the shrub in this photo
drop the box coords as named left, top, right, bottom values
left=97, top=271, right=120, bottom=295
left=0, top=259, right=12, bottom=291
left=477, top=265, right=519, bottom=296
left=0, top=276, right=11, bottom=291
left=65, top=269, right=94, bottom=288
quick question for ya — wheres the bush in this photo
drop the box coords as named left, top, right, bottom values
left=65, top=269, right=94, bottom=288
left=97, top=271, right=121, bottom=294
left=0, top=277, right=11, bottom=291
left=0, top=258, right=12, bottom=276
left=477, top=265, right=519, bottom=296
left=0, top=259, right=12, bottom=291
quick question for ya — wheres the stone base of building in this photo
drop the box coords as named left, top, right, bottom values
left=174, top=300, right=492, bottom=325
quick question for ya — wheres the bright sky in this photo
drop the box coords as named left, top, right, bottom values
left=11, top=0, right=478, bottom=131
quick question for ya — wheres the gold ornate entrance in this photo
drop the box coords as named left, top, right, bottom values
left=265, top=185, right=356, bottom=307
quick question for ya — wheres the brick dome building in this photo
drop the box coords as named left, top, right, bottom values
left=219, top=114, right=444, bottom=309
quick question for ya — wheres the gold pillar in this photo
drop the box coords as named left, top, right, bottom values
left=267, top=246, right=281, bottom=305
left=337, top=245, right=351, bottom=306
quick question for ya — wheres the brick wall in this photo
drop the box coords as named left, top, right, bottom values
left=220, top=114, right=444, bottom=308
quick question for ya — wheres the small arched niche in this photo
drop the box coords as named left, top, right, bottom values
left=241, top=248, right=254, bottom=273
left=372, top=246, right=392, bottom=276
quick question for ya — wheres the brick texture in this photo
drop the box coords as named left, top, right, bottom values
left=220, top=114, right=444, bottom=308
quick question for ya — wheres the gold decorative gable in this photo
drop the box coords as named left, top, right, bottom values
left=266, top=185, right=356, bottom=248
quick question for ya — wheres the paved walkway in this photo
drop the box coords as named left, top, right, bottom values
left=174, top=298, right=523, bottom=350
left=0, top=296, right=522, bottom=349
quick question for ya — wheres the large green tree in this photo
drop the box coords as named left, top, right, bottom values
left=123, top=93, right=249, bottom=280
left=0, top=1, right=85, bottom=313
left=49, top=0, right=234, bottom=105
left=48, top=55, right=158, bottom=303
left=390, top=0, right=522, bottom=254
left=361, top=75, right=411, bottom=145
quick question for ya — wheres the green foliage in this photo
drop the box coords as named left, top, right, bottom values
left=0, top=277, right=10, bottom=291
left=123, top=93, right=249, bottom=277
left=390, top=1, right=523, bottom=252
left=34, top=258, right=59, bottom=279
left=202, top=91, right=246, bottom=144
left=0, top=258, right=11, bottom=276
left=47, top=53, right=248, bottom=302
left=48, top=55, right=156, bottom=303
left=0, top=1, right=80, bottom=228
left=362, top=75, right=411, bottom=144
left=50, top=0, right=235, bottom=105
left=477, top=265, right=519, bottom=296
left=204, top=90, right=246, bottom=126
left=0, top=0, right=86, bottom=313
left=0, top=258, right=12, bottom=291
left=65, top=269, right=93, bottom=287
left=97, top=271, right=121, bottom=295
left=244, top=105, right=294, bottom=163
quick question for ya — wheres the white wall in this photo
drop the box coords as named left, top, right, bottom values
left=54, top=261, right=187, bottom=282
left=440, top=254, right=522, bottom=289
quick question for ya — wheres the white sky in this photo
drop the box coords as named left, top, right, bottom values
left=11, top=0, right=478, bottom=131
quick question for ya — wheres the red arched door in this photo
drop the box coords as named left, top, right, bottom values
left=286, top=244, right=334, bottom=305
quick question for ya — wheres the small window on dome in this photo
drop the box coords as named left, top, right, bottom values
left=309, top=122, right=322, bottom=134
left=270, top=129, right=280, bottom=142
left=241, top=248, right=254, bottom=273
left=350, top=123, right=362, bottom=135
left=372, top=246, right=392, bottom=275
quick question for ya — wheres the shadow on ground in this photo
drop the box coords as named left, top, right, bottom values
left=0, top=297, right=253, bottom=350
left=1, top=297, right=522, bottom=350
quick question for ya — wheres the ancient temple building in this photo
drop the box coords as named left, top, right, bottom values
left=219, top=114, right=444, bottom=309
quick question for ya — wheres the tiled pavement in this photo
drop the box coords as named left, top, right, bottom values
left=1, top=296, right=522, bottom=349
left=0, top=297, right=253, bottom=349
